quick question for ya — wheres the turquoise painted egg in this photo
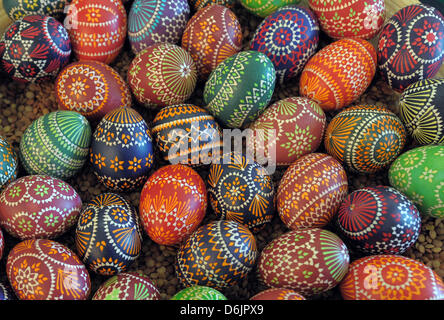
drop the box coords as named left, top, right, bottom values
left=3, top=0, right=65, bottom=20
left=19, top=111, right=91, bottom=180
left=171, top=286, right=227, bottom=300
left=203, top=50, right=276, bottom=128
left=0, top=135, right=17, bottom=192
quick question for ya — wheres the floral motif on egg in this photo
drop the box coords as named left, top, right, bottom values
left=239, top=0, right=300, bottom=18
left=0, top=135, right=18, bottom=192
left=3, top=0, right=66, bottom=21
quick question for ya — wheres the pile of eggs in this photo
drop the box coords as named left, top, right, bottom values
left=0, top=0, right=443, bottom=301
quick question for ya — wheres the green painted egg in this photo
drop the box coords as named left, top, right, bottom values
left=389, top=145, right=444, bottom=218
left=171, top=285, right=227, bottom=300
left=19, top=111, right=92, bottom=180
left=239, top=0, right=301, bottom=17
left=203, top=50, right=276, bottom=128
left=0, top=135, right=17, bottom=192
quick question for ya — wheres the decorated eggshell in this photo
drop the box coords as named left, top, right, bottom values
left=7, top=239, right=91, bottom=300
left=176, top=220, right=258, bottom=290
left=128, top=43, right=197, bottom=108
left=139, top=164, right=207, bottom=246
left=247, top=97, right=326, bottom=166
left=0, top=135, right=18, bottom=192
left=308, top=0, right=385, bottom=40
left=0, top=2, right=13, bottom=35
left=171, top=285, right=227, bottom=300
left=324, top=105, right=407, bottom=174
left=19, top=110, right=91, bottom=180
left=0, top=15, right=71, bottom=83
left=0, top=175, right=82, bottom=240
left=190, top=0, right=235, bottom=11
left=90, top=107, right=154, bottom=192
left=0, top=227, right=3, bottom=260
left=337, top=185, right=421, bottom=255
left=378, top=4, right=444, bottom=93
left=239, top=0, right=300, bottom=18
left=0, top=281, right=15, bottom=300
left=151, top=104, right=223, bottom=166
left=92, top=272, right=160, bottom=300
left=75, top=193, right=142, bottom=276
left=203, top=50, right=276, bottom=128
left=299, top=38, right=376, bottom=111
left=277, top=153, right=347, bottom=230
left=182, top=4, right=242, bottom=79
left=3, top=0, right=65, bottom=20
left=389, top=145, right=444, bottom=218
left=66, top=0, right=127, bottom=64
left=398, top=78, right=444, bottom=145
left=250, top=288, right=305, bottom=300
left=207, top=153, right=274, bottom=232
left=250, top=5, right=319, bottom=83
left=128, top=0, right=190, bottom=54
left=340, top=255, right=444, bottom=300
left=258, top=228, right=349, bottom=295
left=56, top=61, right=132, bottom=123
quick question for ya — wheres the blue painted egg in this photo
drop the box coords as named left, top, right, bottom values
left=250, top=5, right=319, bottom=83
left=378, top=4, right=444, bottom=92
left=0, top=135, right=17, bottom=192
left=0, top=281, right=15, bottom=300
left=75, top=193, right=143, bottom=276
left=0, top=15, right=71, bottom=83
left=3, top=0, right=66, bottom=21
left=90, top=107, right=154, bottom=192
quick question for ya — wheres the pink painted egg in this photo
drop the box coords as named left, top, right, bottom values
left=6, top=239, right=91, bottom=300
left=0, top=175, right=82, bottom=240
left=250, top=288, right=305, bottom=300
left=277, top=153, right=348, bottom=230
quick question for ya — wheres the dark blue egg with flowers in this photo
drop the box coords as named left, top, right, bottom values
left=0, top=281, right=15, bottom=300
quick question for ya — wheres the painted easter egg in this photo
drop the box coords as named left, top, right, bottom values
left=151, top=104, right=223, bottom=166
left=299, top=38, right=376, bottom=111
left=75, top=193, right=142, bottom=276
left=0, top=15, right=71, bottom=83
left=207, top=153, right=274, bottom=232
left=239, top=0, right=300, bottom=18
left=171, top=286, right=227, bottom=300
left=247, top=97, right=326, bottom=166
left=277, top=153, right=348, bottom=230
left=250, top=288, right=305, bottom=300
left=0, top=227, right=3, bottom=260
left=190, top=0, right=235, bottom=11
left=0, top=135, right=18, bottom=192
left=337, top=185, right=421, bottom=255
left=0, top=175, right=82, bottom=240
left=90, top=107, right=154, bottom=192
left=56, top=61, right=132, bottom=123
left=324, top=105, right=407, bottom=174
left=3, top=0, right=65, bottom=20
left=308, top=0, right=385, bottom=40
left=7, top=239, right=91, bottom=300
left=378, top=4, right=444, bottom=93
left=181, top=4, right=242, bottom=79
left=19, top=110, right=91, bottom=180
left=258, top=228, right=349, bottom=295
left=340, top=255, right=444, bottom=300
left=128, top=43, right=197, bottom=108
left=0, top=2, right=12, bottom=35
left=92, top=272, right=160, bottom=300
left=128, top=0, right=190, bottom=54
left=398, top=78, right=444, bottom=145
left=203, top=50, right=276, bottom=128
left=66, top=0, right=127, bottom=64
left=0, top=281, right=15, bottom=300
left=139, top=164, right=207, bottom=246
left=176, top=220, right=258, bottom=290
left=389, top=145, right=444, bottom=218
left=250, top=5, right=319, bottom=83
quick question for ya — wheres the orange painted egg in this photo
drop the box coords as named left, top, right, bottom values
left=277, top=153, right=348, bottom=230
left=340, top=255, right=444, bottom=300
left=299, top=38, right=376, bottom=111
left=250, top=288, right=305, bottom=300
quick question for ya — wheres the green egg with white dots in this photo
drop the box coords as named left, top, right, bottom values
left=171, top=285, right=227, bottom=300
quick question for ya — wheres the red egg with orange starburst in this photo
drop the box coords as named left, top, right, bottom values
left=139, top=164, right=207, bottom=246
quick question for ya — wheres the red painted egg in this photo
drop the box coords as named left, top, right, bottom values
left=277, top=153, right=348, bottom=230
left=0, top=175, right=82, bottom=240
left=247, top=97, right=326, bottom=166
left=181, top=4, right=242, bottom=79
left=139, top=164, right=207, bottom=246
left=250, top=288, right=305, bottom=300
left=299, top=38, right=376, bottom=111
left=258, top=228, right=350, bottom=296
left=340, top=255, right=444, bottom=300
left=7, top=239, right=91, bottom=300
left=308, top=0, right=385, bottom=40
left=67, top=0, right=127, bottom=64
left=56, top=61, right=132, bottom=123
